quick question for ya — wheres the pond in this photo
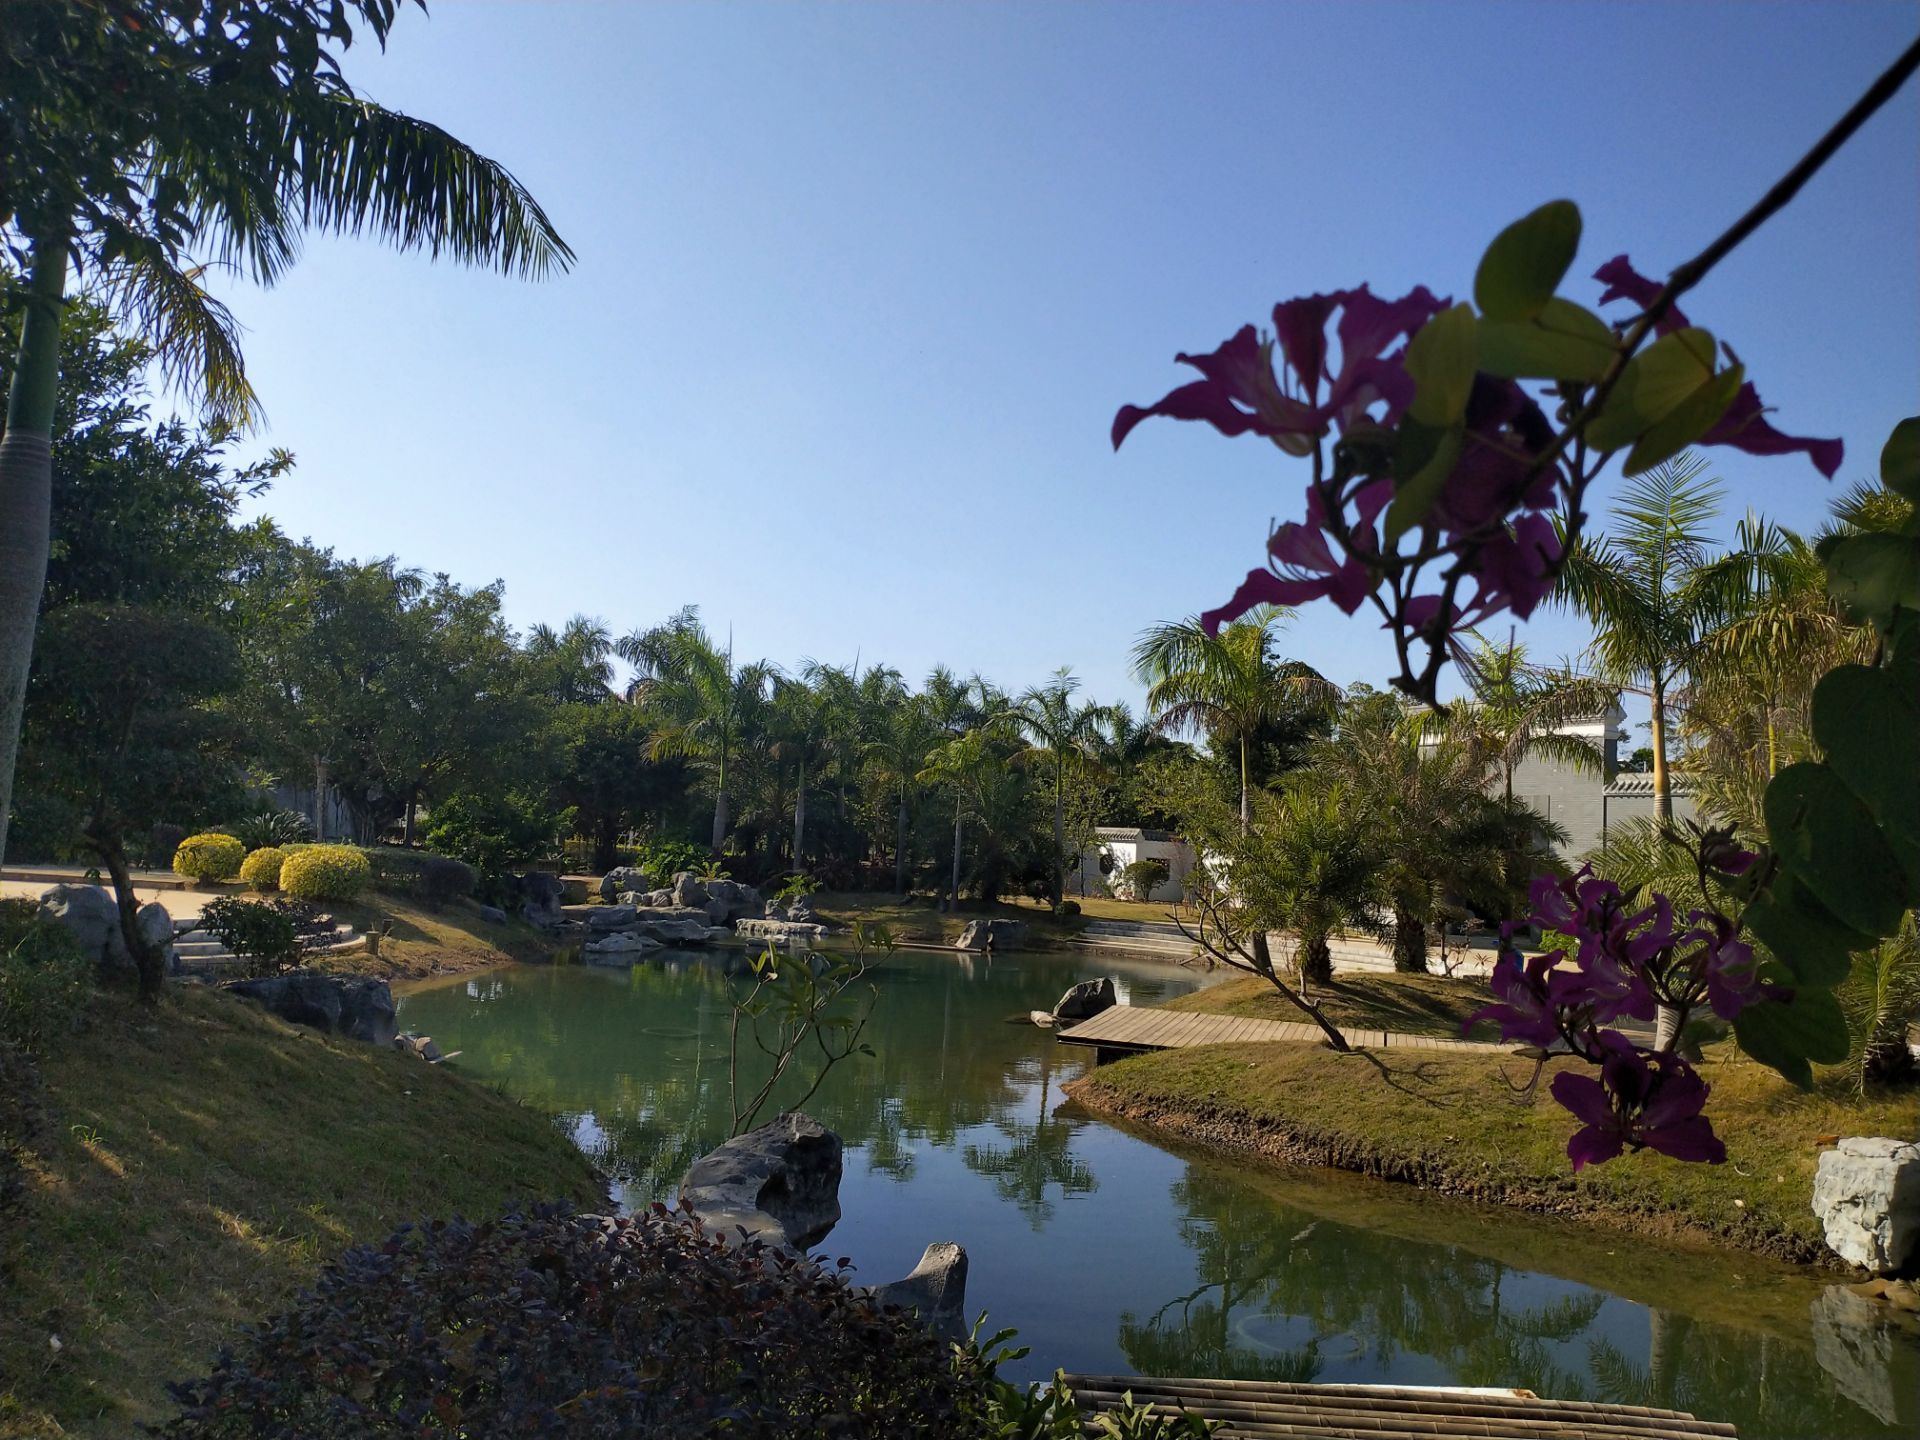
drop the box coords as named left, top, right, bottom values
left=398, top=946, right=1919, bottom=1440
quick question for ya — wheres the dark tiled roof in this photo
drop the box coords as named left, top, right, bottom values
left=1605, top=772, right=1698, bottom=798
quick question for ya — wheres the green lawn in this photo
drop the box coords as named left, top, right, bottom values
left=0, top=984, right=604, bottom=1438
left=1069, top=1036, right=1919, bottom=1266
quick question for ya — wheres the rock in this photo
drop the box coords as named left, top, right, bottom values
left=679, top=1112, right=844, bottom=1250
left=763, top=899, right=788, bottom=921
left=1810, top=1284, right=1920, bottom=1429
left=1814, top=1137, right=1920, bottom=1274
left=707, top=879, right=740, bottom=904
left=583, top=932, right=663, bottom=966
left=38, top=886, right=177, bottom=975
left=599, top=866, right=649, bottom=903
left=1029, top=1010, right=1058, bottom=1029
left=473, top=904, right=509, bottom=925
left=671, top=872, right=710, bottom=909
left=703, top=897, right=731, bottom=925
left=1053, top=976, right=1116, bottom=1022
left=587, top=904, right=638, bottom=932
left=871, top=1243, right=969, bottom=1342
left=954, top=918, right=1026, bottom=952
left=788, top=897, right=818, bottom=923
left=706, top=926, right=733, bottom=943
left=225, top=971, right=397, bottom=1045
left=392, top=1032, right=446, bottom=1063
left=513, top=871, right=566, bottom=929
left=735, top=917, right=833, bottom=943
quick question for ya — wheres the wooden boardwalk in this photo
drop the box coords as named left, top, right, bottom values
left=1054, top=1005, right=1505, bottom=1057
left=1065, top=1375, right=1738, bottom=1438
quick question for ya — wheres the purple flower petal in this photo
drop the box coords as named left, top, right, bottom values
left=1271, top=292, right=1342, bottom=401
left=1699, top=371, right=1844, bottom=479
left=1199, top=568, right=1333, bottom=634
left=1592, top=255, right=1691, bottom=335
left=1566, top=1125, right=1626, bottom=1173
left=1642, top=1115, right=1726, bottom=1165
left=1550, top=1069, right=1617, bottom=1130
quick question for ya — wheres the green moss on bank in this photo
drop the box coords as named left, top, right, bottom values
left=0, top=984, right=604, bottom=1438
left=1067, top=1038, right=1919, bottom=1267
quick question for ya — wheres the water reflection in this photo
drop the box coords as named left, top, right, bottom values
left=399, top=950, right=1917, bottom=1440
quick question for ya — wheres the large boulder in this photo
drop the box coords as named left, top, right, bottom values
left=39, top=885, right=176, bottom=975
left=512, top=871, right=567, bottom=929
left=954, top=918, right=1026, bottom=952
left=679, top=1112, right=844, bottom=1250
left=583, top=931, right=663, bottom=966
left=224, top=971, right=397, bottom=1046
left=587, top=904, right=638, bottom=932
left=599, top=866, right=650, bottom=903
left=1814, top=1137, right=1920, bottom=1274
left=671, top=872, right=710, bottom=909
left=1053, top=976, right=1116, bottom=1023
left=735, top=917, right=833, bottom=944
left=870, top=1243, right=969, bottom=1342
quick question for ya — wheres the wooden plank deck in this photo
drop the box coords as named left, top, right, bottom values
left=1065, top=1375, right=1739, bottom=1438
left=1055, top=1005, right=1505, bottom=1056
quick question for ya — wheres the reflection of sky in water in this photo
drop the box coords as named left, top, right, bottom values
left=400, top=953, right=1917, bottom=1439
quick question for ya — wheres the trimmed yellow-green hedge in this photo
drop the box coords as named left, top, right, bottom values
left=172, top=832, right=245, bottom=883
left=238, top=847, right=286, bottom=893
left=280, top=844, right=371, bottom=902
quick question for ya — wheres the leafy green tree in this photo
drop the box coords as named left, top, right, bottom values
left=520, top=617, right=615, bottom=706
left=548, top=702, right=687, bottom=874
left=1133, top=607, right=1335, bottom=832
left=1233, top=781, right=1378, bottom=986
left=16, top=606, right=241, bottom=1000
left=0, top=0, right=571, bottom=868
left=1012, top=667, right=1113, bottom=904
left=769, top=674, right=832, bottom=867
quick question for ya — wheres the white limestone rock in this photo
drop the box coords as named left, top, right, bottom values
left=1813, top=1136, right=1920, bottom=1275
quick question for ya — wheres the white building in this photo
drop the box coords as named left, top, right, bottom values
left=1069, top=826, right=1197, bottom=903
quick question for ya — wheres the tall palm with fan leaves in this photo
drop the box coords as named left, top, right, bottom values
left=1132, top=606, right=1337, bottom=833
left=1553, top=455, right=1752, bottom=826
left=0, top=0, right=572, bottom=864
left=1448, top=634, right=1618, bottom=809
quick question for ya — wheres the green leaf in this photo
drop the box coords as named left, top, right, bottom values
left=1476, top=298, right=1617, bottom=381
left=1882, top=415, right=1920, bottom=501
left=1741, top=871, right=1870, bottom=988
left=1623, top=363, right=1743, bottom=476
left=1474, top=200, right=1582, bottom=322
left=1384, top=423, right=1464, bottom=545
left=1811, top=664, right=1920, bottom=847
left=1583, top=327, right=1717, bottom=453
left=1733, top=987, right=1852, bottom=1088
left=1824, top=533, right=1920, bottom=623
left=1404, top=303, right=1478, bottom=426
left=1762, top=761, right=1912, bottom=937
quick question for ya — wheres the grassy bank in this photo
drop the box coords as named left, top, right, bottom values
left=1166, top=970, right=1500, bottom=1039
left=1067, top=1035, right=1919, bottom=1268
left=808, top=891, right=1078, bottom=945
left=0, top=985, right=605, bottom=1438
left=322, top=895, right=562, bottom=982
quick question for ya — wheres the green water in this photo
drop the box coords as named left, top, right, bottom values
left=398, top=949, right=1918, bottom=1439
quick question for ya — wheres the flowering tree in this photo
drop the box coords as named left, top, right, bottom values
left=1114, top=34, right=1920, bottom=1168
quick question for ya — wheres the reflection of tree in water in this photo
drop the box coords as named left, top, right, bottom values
left=1123, top=1168, right=1601, bottom=1398
left=1586, top=1311, right=1887, bottom=1440
left=960, top=1047, right=1095, bottom=1227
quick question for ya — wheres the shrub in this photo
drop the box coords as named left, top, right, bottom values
left=238, top=846, right=286, bottom=892
left=199, top=897, right=303, bottom=976
left=279, top=844, right=371, bottom=902
left=638, top=837, right=707, bottom=886
left=1118, top=858, right=1170, bottom=902
left=1056, top=899, right=1081, bottom=918
left=172, top=832, right=246, bottom=883
left=0, top=899, right=91, bottom=1054
left=365, top=846, right=476, bottom=905
left=423, top=791, right=572, bottom=881
left=232, top=809, right=314, bottom=851
left=160, top=1204, right=996, bottom=1439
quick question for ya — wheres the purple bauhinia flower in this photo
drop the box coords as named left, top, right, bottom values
left=1466, top=945, right=1566, bottom=1048
left=1551, top=1034, right=1726, bottom=1171
left=1592, top=255, right=1842, bottom=478
left=1199, top=479, right=1389, bottom=632
left=1688, top=911, right=1776, bottom=1021
left=1697, top=826, right=1759, bottom=877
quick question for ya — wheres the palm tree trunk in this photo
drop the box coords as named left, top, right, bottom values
left=1649, top=675, right=1672, bottom=824
left=894, top=784, right=909, bottom=895
left=950, top=798, right=964, bottom=907
left=0, top=233, right=68, bottom=867
left=1239, top=734, right=1251, bottom=834
left=403, top=787, right=418, bottom=848
left=792, top=757, right=806, bottom=866
left=1053, top=761, right=1066, bottom=904
left=312, top=756, right=328, bottom=842
left=1392, top=902, right=1429, bottom=973
left=1299, top=930, right=1333, bottom=986
left=712, top=744, right=729, bottom=854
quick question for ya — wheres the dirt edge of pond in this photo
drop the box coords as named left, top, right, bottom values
left=1064, top=1072, right=1843, bottom=1271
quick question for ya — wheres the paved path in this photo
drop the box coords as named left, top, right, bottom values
left=1055, top=1004, right=1505, bottom=1056
left=1, top=873, right=227, bottom=921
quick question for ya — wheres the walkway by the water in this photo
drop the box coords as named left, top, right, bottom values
left=1065, top=1374, right=1739, bottom=1438
left=1055, top=1005, right=1506, bottom=1056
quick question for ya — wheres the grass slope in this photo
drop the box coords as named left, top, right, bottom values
left=1, top=985, right=604, bottom=1438
left=1166, top=970, right=1500, bottom=1039
left=324, top=895, right=560, bottom=981
left=1069, top=1036, right=1919, bottom=1267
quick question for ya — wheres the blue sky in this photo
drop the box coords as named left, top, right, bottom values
left=216, top=0, right=1920, bottom=726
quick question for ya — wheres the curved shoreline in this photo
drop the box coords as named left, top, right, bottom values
left=1063, top=1070, right=1841, bottom=1270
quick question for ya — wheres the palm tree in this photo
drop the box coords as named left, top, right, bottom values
left=1449, top=635, right=1617, bottom=808
left=1553, top=455, right=1744, bottom=824
left=1235, top=781, right=1378, bottom=986
left=917, top=726, right=1004, bottom=908
left=1012, top=668, right=1114, bottom=904
left=1133, top=607, right=1336, bottom=832
left=522, top=617, right=614, bottom=705
left=618, top=610, right=773, bottom=853
left=769, top=675, right=831, bottom=867
left=0, top=1, right=571, bottom=865
left=865, top=695, right=938, bottom=894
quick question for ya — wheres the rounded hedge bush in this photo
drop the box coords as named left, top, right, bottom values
left=237, top=846, right=286, bottom=892
left=171, top=832, right=245, bottom=883
left=279, top=844, right=370, bottom=902
left=159, top=1205, right=995, bottom=1439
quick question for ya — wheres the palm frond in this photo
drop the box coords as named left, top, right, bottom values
left=101, top=242, right=259, bottom=426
